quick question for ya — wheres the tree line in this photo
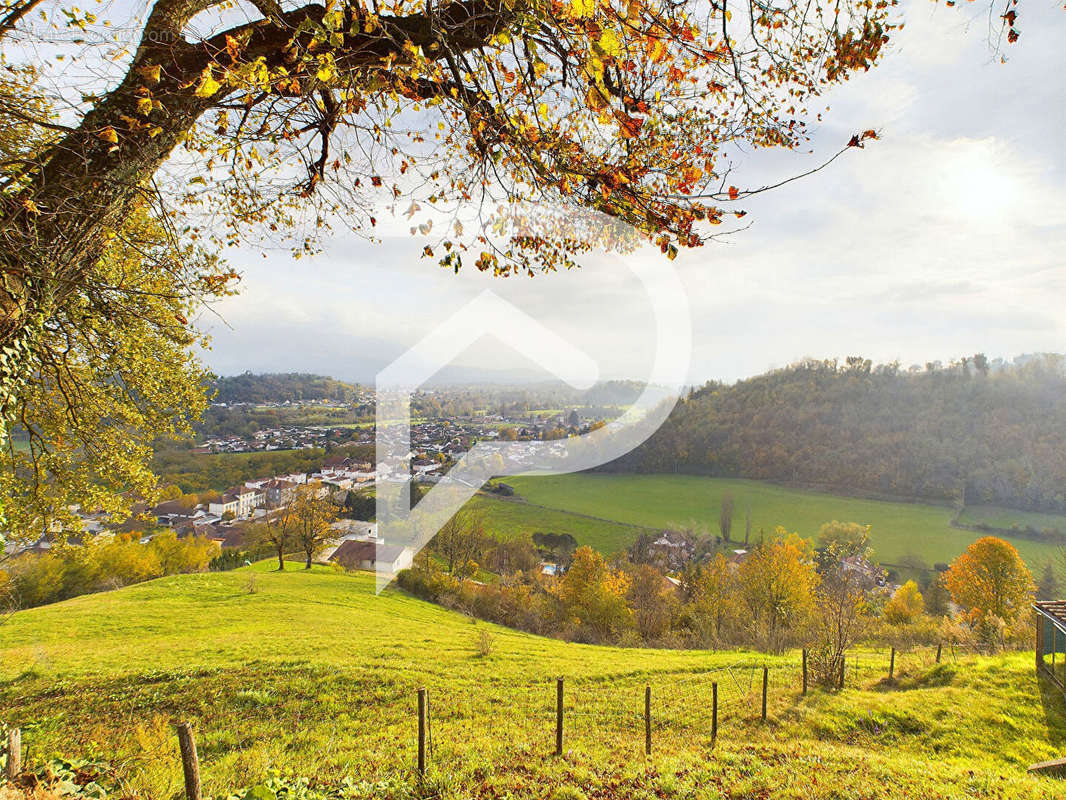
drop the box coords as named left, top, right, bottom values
left=607, top=355, right=1066, bottom=515
left=399, top=518, right=1036, bottom=679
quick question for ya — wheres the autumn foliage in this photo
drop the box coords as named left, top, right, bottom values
left=944, top=536, right=1035, bottom=628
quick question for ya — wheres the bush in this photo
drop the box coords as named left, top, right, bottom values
left=476, top=629, right=495, bottom=657
left=8, top=532, right=217, bottom=609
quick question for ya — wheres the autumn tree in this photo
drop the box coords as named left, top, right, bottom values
left=738, top=527, right=818, bottom=652
left=0, top=65, right=236, bottom=545
left=626, top=562, right=677, bottom=641
left=0, top=0, right=909, bottom=442
left=552, top=545, right=631, bottom=641
left=247, top=520, right=291, bottom=571
left=807, top=531, right=873, bottom=686
left=816, top=521, right=870, bottom=560
left=279, top=481, right=339, bottom=568
left=433, top=510, right=486, bottom=576
left=944, top=536, right=1035, bottom=630
left=685, top=552, right=740, bottom=646
left=884, top=579, right=923, bottom=625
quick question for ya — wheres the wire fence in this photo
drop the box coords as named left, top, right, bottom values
left=402, top=641, right=985, bottom=770
left=2, top=642, right=996, bottom=798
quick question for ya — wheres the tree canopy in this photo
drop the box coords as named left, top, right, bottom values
left=0, top=0, right=907, bottom=432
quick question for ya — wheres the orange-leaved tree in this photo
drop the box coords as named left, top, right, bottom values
left=943, top=536, right=1034, bottom=628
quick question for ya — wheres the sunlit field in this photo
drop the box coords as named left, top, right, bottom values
left=471, top=474, right=1066, bottom=573
left=2, top=564, right=1063, bottom=799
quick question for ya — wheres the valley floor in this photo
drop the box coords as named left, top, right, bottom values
left=471, top=474, right=1066, bottom=574
left=1, top=564, right=1064, bottom=799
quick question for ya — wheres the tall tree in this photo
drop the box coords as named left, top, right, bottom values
left=280, top=481, right=338, bottom=568
left=718, top=492, right=734, bottom=543
left=943, top=536, right=1035, bottom=627
left=0, top=66, right=236, bottom=544
left=434, top=510, right=485, bottom=575
left=552, top=545, right=631, bottom=640
left=247, top=520, right=291, bottom=571
left=738, top=528, right=818, bottom=652
left=687, top=552, right=739, bottom=645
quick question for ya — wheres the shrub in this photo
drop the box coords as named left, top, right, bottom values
left=476, top=629, right=495, bottom=657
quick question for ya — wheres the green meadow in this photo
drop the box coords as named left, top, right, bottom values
left=1, top=564, right=1064, bottom=799
left=472, top=474, right=1066, bottom=572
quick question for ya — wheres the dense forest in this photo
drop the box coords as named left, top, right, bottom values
left=609, top=355, right=1066, bottom=514
left=211, top=373, right=364, bottom=404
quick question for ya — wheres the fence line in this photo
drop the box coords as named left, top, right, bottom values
left=2, top=642, right=984, bottom=797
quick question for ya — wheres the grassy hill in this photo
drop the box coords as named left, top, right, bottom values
left=2, top=564, right=1065, bottom=799
left=472, top=474, right=1066, bottom=573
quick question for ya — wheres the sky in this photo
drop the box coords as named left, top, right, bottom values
left=196, top=1, right=1066, bottom=386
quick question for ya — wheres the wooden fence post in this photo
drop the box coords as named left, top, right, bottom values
left=555, top=677, right=564, bottom=757
left=417, top=688, right=427, bottom=776
left=936, top=641, right=942, bottom=664
left=175, top=722, right=202, bottom=800
left=761, top=667, right=768, bottom=721
left=644, top=686, right=652, bottom=755
left=5, top=727, right=21, bottom=781
left=711, top=682, right=718, bottom=745
left=889, top=647, right=896, bottom=680
left=802, top=649, right=808, bottom=696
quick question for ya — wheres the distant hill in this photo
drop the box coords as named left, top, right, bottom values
left=210, top=372, right=363, bottom=404
left=610, top=354, right=1066, bottom=514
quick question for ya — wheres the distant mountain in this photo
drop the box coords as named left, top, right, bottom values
left=608, top=354, right=1066, bottom=514
left=210, top=372, right=363, bottom=404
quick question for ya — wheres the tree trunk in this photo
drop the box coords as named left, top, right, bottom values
left=277, top=548, right=285, bottom=571
left=0, top=0, right=515, bottom=413
left=305, top=551, right=312, bottom=569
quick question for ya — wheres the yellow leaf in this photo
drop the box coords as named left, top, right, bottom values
left=194, top=67, right=221, bottom=98
left=136, top=97, right=153, bottom=116
left=317, top=64, right=335, bottom=82
left=585, top=85, right=608, bottom=112
left=568, top=0, right=596, bottom=18
left=98, top=127, right=118, bottom=144
left=627, top=0, right=641, bottom=20
left=598, top=29, right=622, bottom=58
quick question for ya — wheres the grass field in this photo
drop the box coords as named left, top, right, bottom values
left=471, top=475, right=1066, bottom=573
left=2, top=564, right=1065, bottom=799
left=959, top=505, right=1066, bottom=535
left=468, top=493, right=656, bottom=556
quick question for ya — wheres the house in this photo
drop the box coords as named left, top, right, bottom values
left=208, top=494, right=239, bottom=518
left=329, top=540, right=413, bottom=574
left=840, top=555, right=886, bottom=586
left=209, top=486, right=264, bottom=518
left=260, top=478, right=298, bottom=508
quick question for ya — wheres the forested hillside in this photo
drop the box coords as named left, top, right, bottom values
left=611, top=355, right=1066, bottom=513
left=211, top=373, right=363, bottom=404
